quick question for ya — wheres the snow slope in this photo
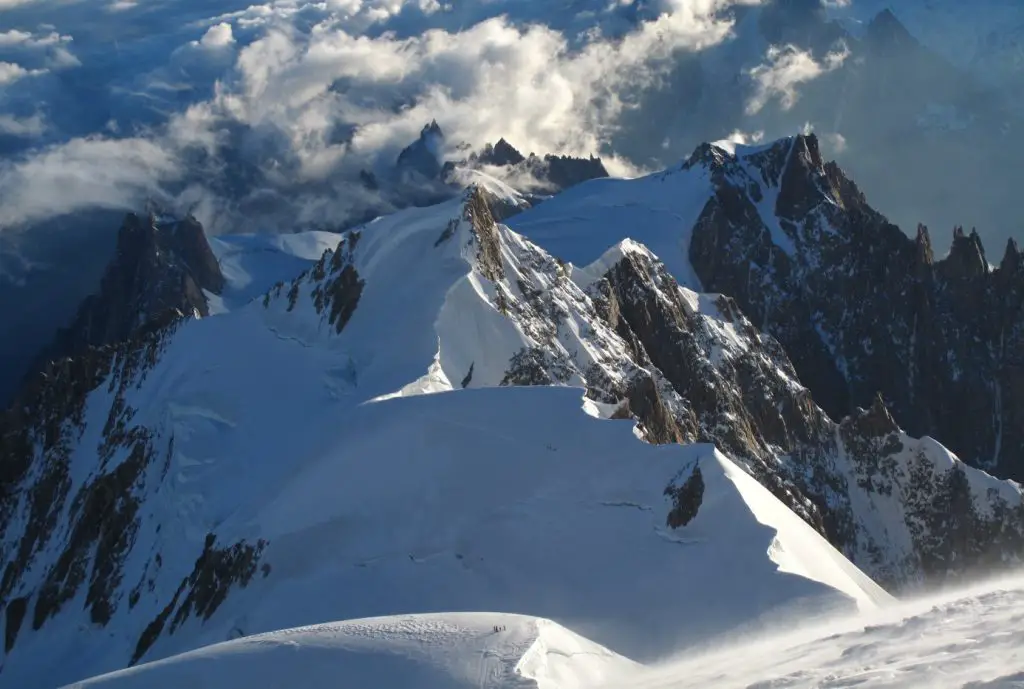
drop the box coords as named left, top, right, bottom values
left=207, top=230, right=342, bottom=312
left=71, top=574, right=1024, bottom=689
left=631, top=573, right=1024, bottom=689
left=67, top=613, right=638, bottom=689
left=8, top=384, right=890, bottom=687
left=505, top=139, right=792, bottom=292
left=505, top=167, right=712, bottom=291
left=0, top=178, right=894, bottom=687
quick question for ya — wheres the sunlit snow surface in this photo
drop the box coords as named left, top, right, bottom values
left=69, top=576, right=1024, bottom=689
left=68, top=613, right=640, bottom=689
left=632, top=574, right=1024, bottom=689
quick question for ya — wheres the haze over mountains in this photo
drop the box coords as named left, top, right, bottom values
left=2, top=0, right=1024, bottom=687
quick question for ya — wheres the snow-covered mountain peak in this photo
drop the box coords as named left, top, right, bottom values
left=6, top=131, right=1024, bottom=687
left=567, top=237, right=655, bottom=291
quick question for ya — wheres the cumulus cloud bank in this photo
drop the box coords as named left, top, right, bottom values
left=0, top=0, right=860, bottom=234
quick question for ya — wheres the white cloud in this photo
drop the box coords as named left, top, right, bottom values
left=0, top=61, right=45, bottom=85
left=199, top=22, right=236, bottom=49
left=0, top=29, right=71, bottom=48
left=0, top=28, right=79, bottom=69
left=823, top=131, right=847, bottom=153
left=106, top=0, right=138, bottom=11
left=0, top=30, right=34, bottom=46
left=0, top=137, right=183, bottom=227
left=0, top=0, right=765, bottom=230
left=200, top=0, right=759, bottom=175
left=726, top=129, right=765, bottom=146
left=0, top=113, right=46, bottom=136
left=0, top=0, right=42, bottom=9
left=745, top=43, right=849, bottom=115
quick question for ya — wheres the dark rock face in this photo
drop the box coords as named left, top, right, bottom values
left=458, top=138, right=609, bottom=194
left=0, top=314, right=182, bottom=659
left=452, top=182, right=1024, bottom=589
left=539, top=154, right=609, bottom=192
left=265, top=229, right=365, bottom=335
left=687, top=133, right=1024, bottom=483
left=132, top=534, right=267, bottom=665
left=396, top=120, right=445, bottom=179
left=475, top=138, right=526, bottom=167
left=0, top=213, right=262, bottom=670
left=28, top=212, right=225, bottom=379
left=665, top=463, right=704, bottom=529
left=621, top=373, right=687, bottom=446
left=579, top=240, right=1024, bottom=589
left=500, top=347, right=572, bottom=387
left=464, top=187, right=506, bottom=285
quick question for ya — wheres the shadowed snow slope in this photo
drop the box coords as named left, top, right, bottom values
left=207, top=230, right=342, bottom=312
left=5, top=378, right=888, bottom=687
left=59, top=386, right=892, bottom=683
left=67, top=613, right=638, bottom=689
left=505, top=163, right=714, bottom=290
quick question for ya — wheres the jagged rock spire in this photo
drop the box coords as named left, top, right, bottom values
left=1000, top=237, right=1021, bottom=274
left=423, top=119, right=443, bottom=138
left=852, top=392, right=899, bottom=438
left=26, top=213, right=225, bottom=379
left=943, top=225, right=988, bottom=279
left=915, top=224, right=934, bottom=265
left=477, top=138, right=525, bottom=167
left=396, top=120, right=447, bottom=179
left=777, top=134, right=826, bottom=220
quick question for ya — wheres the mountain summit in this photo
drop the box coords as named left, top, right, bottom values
left=511, top=132, right=1024, bottom=484
left=2, top=135, right=1023, bottom=687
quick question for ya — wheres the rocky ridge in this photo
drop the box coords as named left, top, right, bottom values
left=395, top=121, right=609, bottom=195
left=253, top=183, right=1024, bottom=591
left=0, top=214, right=264, bottom=679
left=0, top=142, right=1023, bottom=684
left=685, top=132, right=1024, bottom=484
left=27, top=212, right=225, bottom=375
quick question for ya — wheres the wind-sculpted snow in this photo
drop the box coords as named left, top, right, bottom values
left=630, top=574, right=1024, bottom=689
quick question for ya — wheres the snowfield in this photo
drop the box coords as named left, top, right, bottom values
left=207, top=230, right=343, bottom=312
left=10, top=382, right=891, bottom=687
left=68, top=576, right=1024, bottom=689
left=68, top=613, right=639, bottom=689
